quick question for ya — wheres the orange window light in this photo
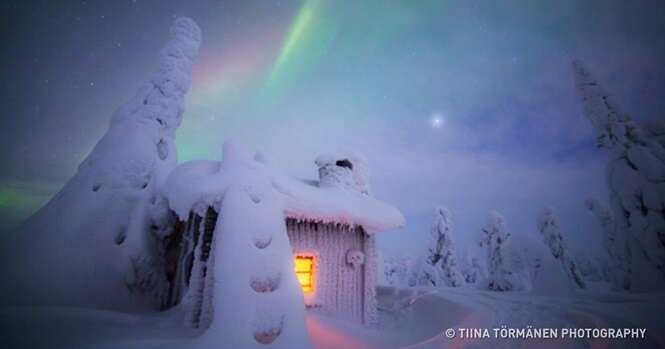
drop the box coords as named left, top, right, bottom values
left=294, top=256, right=314, bottom=293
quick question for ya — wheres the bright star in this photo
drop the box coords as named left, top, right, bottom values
left=430, top=113, right=444, bottom=129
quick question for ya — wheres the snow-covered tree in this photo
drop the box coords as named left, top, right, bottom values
left=479, top=212, right=513, bottom=291
left=573, top=60, right=665, bottom=285
left=383, top=258, right=400, bottom=286
left=537, top=208, right=586, bottom=289
left=195, top=142, right=312, bottom=348
left=512, top=234, right=576, bottom=295
left=460, top=253, right=485, bottom=285
left=384, top=256, right=412, bottom=287
left=574, top=254, right=610, bottom=283
left=504, top=235, right=543, bottom=292
left=425, top=207, right=463, bottom=287
left=585, top=198, right=630, bottom=290
left=0, top=17, right=201, bottom=310
left=642, top=117, right=665, bottom=149
left=409, top=257, right=440, bottom=287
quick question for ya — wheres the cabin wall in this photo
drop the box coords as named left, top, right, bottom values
left=286, top=219, right=367, bottom=323
left=166, top=208, right=378, bottom=326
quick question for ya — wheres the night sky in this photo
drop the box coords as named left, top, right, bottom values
left=2, top=0, right=665, bottom=257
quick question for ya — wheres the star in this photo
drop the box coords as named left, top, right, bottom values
left=430, top=113, right=444, bottom=129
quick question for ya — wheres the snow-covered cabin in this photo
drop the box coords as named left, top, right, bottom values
left=161, top=146, right=404, bottom=327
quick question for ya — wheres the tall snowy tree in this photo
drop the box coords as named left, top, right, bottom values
left=425, top=207, right=463, bottom=287
left=573, top=60, right=665, bottom=286
left=585, top=198, right=630, bottom=290
left=479, top=212, right=513, bottom=291
left=196, top=143, right=312, bottom=348
left=0, top=17, right=201, bottom=310
left=537, top=208, right=586, bottom=289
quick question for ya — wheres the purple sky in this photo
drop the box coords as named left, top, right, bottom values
left=1, top=0, right=665, bottom=258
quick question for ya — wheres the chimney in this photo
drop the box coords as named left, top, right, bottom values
left=315, top=154, right=370, bottom=195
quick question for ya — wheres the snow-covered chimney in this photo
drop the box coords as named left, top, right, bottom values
left=315, top=153, right=370, bottom=195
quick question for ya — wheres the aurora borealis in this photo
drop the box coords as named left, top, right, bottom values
left=2, top=1, right=665, bottom=257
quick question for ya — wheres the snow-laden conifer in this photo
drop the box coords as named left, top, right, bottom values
left=573, top=60, right=665, bottom=286
left=537, top=208, right=586, bottom=289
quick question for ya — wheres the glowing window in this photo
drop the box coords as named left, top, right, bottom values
left=294, top=256, right=315, bottom=293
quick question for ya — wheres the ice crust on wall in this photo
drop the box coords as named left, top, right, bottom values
left=0, top=17, right=201, bottom=310
left=286, top=219, right=369, bottom=323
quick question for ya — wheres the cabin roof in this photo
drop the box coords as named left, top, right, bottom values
left=163, top=159, right=405, bottom=233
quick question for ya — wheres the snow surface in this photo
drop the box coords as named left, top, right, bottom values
left=163, top=146, right=405, bottom=233
left=2, top=286, right=663, bottom=349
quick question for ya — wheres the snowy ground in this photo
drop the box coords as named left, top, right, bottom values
left=2, top=286, right=664, bottom=349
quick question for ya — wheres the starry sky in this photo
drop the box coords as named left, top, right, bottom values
left=2, top=0, right=665, bottom=258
